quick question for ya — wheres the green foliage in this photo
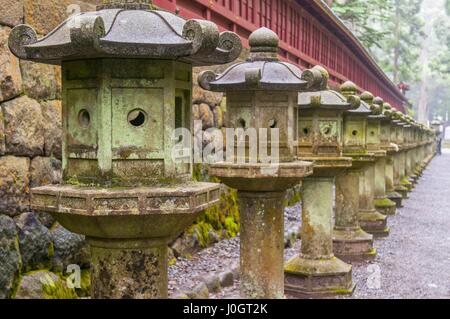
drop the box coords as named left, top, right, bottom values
left=331, top=0, right=425, bottom=83
left=189, top=165, right=241, bottom=248
left=74, top=269, right=91, bottom=298
left=189, top=186, right=240, bottom=248
left=41, top=274, right=78, bottom=299
left=331, top=0, right=392, bottom=48
left=431, top=15, right=450, bottom=75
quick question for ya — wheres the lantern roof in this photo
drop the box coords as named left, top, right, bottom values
left=298, top=67, right=359, bottom=110
left=198, top=27, right=310, bottom=91
left=8, top=1, right=242, bottom=66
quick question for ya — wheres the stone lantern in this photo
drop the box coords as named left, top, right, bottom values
left=365, top=97, right=397, bottom=217
left=9, top=0, right=242, bottom=299
left=332, top=83, right=376, bottom=262
left=404, top=116, right=417, bottom=186
left=431, top=118, right=442, bottom=155
left=382, top=103, right=404, bottom=208
left=391, top=111, right=410, bottom=199
left=356, top=96, right=389, bottom=236
left=284, top=67, right=357, bottom=296
left=198, top=27, right=314, bottom=299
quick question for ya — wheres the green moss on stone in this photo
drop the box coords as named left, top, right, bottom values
left=187, top=165, right=241, bottom=248
left=374, top=198, right=396, bottom=207
left=42, top=278, right=78, bottom=299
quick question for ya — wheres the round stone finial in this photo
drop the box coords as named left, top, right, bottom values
left=249, top=27, right=279, bottom=52
left=340, top=81, right=358, bottom=97
left=360, top=91, right=374, bottom=104
left=97, top=0, right=154, bottom=10
left=383, top=102, right=392, bottom=110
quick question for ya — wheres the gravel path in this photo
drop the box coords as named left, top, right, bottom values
left=169, top=150, right=450, bottom=299
left=347, top=150, right=450, bottom=299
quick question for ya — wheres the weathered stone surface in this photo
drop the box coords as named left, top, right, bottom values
left=20, top=60, right=61, bottom=101
left=0, top=156, right=30, bottom=216
left=219, top=271, right=234, bottom=288
left=15, top=212, right=52, bottom=270
left=15, top=270, right=60, bottom=299
left=203, top=274, right=221, bottom=293
left=35, top=212, right=55, bottom=229
left=192, top=82, right=224, bottom=106
left=2, top=96, right=45, bottom=156
left=0, top=0, right=24, bottom=27
left=41, top=100, right=62, bottom=159
left=0, top=108, right=5, bottom=155
left=50, top=223, right=89, bottom=271
left=212, top=104, right=224, bottom=128
left=0, top=214, right=22, bottom=299
left=187, top=282, right=209, bottom=299
left=24, top=0, right=97, bottom=35
left=0, top=26, right=22, bottom=103
left=193, top=103, right=215, bottom=129
left=30, top=156, right=61, bottom=188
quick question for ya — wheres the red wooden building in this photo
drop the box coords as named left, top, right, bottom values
left=154, top=0, right=407, bottom=112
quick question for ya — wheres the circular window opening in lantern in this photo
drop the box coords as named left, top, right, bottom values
left=303, top=127, right=309, bottom=135
left=238, top=118, right=246, bottom=128
left=322, top=126, right=332, bottom=136
left=78, top=109, right=91, bottom=128
left=370, top=131, right=375, bottom=136
left=268, top=119, right=277, bottom=128
left=352, top=130, right=358, bottom=136
left=128, top=109, right=147, bottom=127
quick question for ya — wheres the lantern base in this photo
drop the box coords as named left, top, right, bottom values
left=284, top=255, right=355, bottom=297
left=374, top=197, right=397, bottom=215
left=387, top=190, right=403, bottom=208
left=358, top=209, right=390, bottom=237
left=333, top=228, right=376, bottom=262
left=395, top=185, right=409, bottom=199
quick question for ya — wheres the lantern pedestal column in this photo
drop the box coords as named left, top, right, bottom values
left=210, top=163, right=313, bottom=299
left=374, top=155, right=397, bottom=216
left=285, top=161, right=355, bottom=296
left=89, top=237, right=169, bottom=299
left=358, top=161, right=390, bottom=237
left=385, top=152, right=403, bottom=209
left=333, top=157, right=376, bottom=262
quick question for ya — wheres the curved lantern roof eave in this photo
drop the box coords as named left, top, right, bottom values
left=198, top=28, right=312, bottom=92
left=198, top=60, right=310, bottom=92
left=8, top=8, right=242, bottom=66
left=298, top=89, right=359, bottom=111
left=345, top=99, right=372, bottom=116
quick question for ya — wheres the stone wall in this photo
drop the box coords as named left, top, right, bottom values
left=0, top=0, right=100, bottom=299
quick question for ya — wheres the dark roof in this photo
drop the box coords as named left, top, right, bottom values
left=198, top=28, right=309, bottom=91
left=8, top=8, right=242, bottom=66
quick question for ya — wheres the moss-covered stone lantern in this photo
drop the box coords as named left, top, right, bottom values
left=381, top=103, right=404, bottom=208
left=391, top=111, right=410, bottom=199
left=198, top=27, right=314, bottom=299
left=10, top=0, right=242, bottom=299
left=403, top=116, right=417, bottom=187
left=332, top=83, right=376, bottom=262
left=284, top=67, right=357, bottom=297
left=348, top=95, right=388, bottom=237
left=366, top=97, right=397, bottom=217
